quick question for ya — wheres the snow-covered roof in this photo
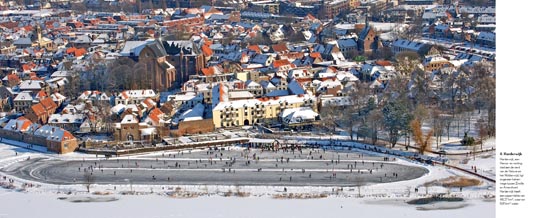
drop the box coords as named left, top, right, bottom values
left=320, top=96, right=352, bottom=106
left=118, top=89, right=157, bottom=100
left=111, top=104, right=126, bottom=115
left=3, top=117, right=32, bottom=132
left=477, top=32, right=495, bottom=42
left=167, top=92, right=202, bottom=102
left=48, top=114, right=85, bottom=124
left=316, top=79, right=342, bottom=92
left=33, top=125, right=74, bottom=142
left=213, top=94, right=315, bottom=111
left=229, top=91, right=254, bottom=99
left=19, top=80, right=44, bottom=90
left=265, top=89, right=289, bottom=97
left=121, top=114, right=138, bottom=124
left=392, top=39, right=428, bottom=51
left=13, top=91, right=34, bottom=101
left=287, top=80, right=305, bottom=95
left=178, top=103, right=205, bottom=122
left=140, top=127, right=157, bottom=136
left=280, top=107, right=319, bottom=124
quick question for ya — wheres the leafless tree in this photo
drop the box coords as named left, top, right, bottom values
left=431, top=109, right=445, bottom=149
left=476, top=118, right=489, bottom=150
left=367, top=109, right=383, bottom=145
left=394, top=51, right=421, bottom=77
left=319, top=103, right=340, bottom=133
left=83, top=172, right=95, bottom=193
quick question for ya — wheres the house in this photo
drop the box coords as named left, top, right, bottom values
left=26, top=97, right=57, bottom=124
left=78, top=90, right=109, bottom=104
left=251, top=54, right=274, bottom=67
left=13, top=91, right=35, bottom=113
left=260, top=80, right=277, bottom=96
left=280, top=107, right=320, bottom=128
left=115, top=89, right=158, bottom=105
left=392, top=39, right=437, bottom=57
left=476, top=32, right=495, bottom=48
left=423, top=55, right=452, bottom=72
left=212, top=94, right=316, bottom=128
left=48, top=114, right=85, bottom=132
left=2, top=117, right=33, bottom=132
left=116, top=114, right=140, bottom=141
left=357, top=23, right=381, bottom=54
left=19, top=80, right=47, bottom=95
left=32, top=125, right=78, bottom=154
left=167, top=92, right=204, bottom=111
left=337, top=38, right=359, bottom=59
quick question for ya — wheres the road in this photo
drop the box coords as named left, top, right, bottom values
left=1, top=147, right=428, bottom=186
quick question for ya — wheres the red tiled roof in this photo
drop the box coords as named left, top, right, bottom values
left=0, top=21, right=18, bottom=29
left=40, top=97, right=57, bottom=111
left=31, top=103, right=47, bottom=116
left=121, top=91, right=129, bottom=99
left=16, top=116, right=32, bottom=131
left=36, top=90, right=48, bottom=99
left=7, top=74, right=20, bottom=82
left=296, top=78, right=312, bottom=83
left=375, top=60, right=392, bottom=67
left=201, top=67, right=214, bottom=76
left=219, top=83, right=226, bottom=102
left=201, top=45, right=213, bottom=57
left=248, top=45, right=261, bottom=54
left=148, top=108, right=164, bottom=124
left=328, top=66, right=338, bottom=72
left=74, top=48, right=86, bottom=57
left=272, top=43, right=288, bottom=53
left=22, top=64, right=32, bottom=72
left=309, top=52, right=322, bottom=59
left=143, top=98, right=156, bottom=109
left=22, top=25, right=33, bottom=31
left=62, top=131, right=75, bottom=140
left=305, top=14, right=317, bottom=21
left=272, top=59, right=291, bottom=68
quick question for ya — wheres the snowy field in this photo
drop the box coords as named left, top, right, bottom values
left=0, top=188, right=495, bottom=218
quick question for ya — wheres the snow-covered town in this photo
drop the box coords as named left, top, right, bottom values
left=0, top=0, right=496, bottom=217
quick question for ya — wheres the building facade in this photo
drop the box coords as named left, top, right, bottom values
left=212, top=94, right=316, bottom=128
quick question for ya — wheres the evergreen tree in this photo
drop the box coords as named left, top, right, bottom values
left=383, top=101, right=412, bottom=147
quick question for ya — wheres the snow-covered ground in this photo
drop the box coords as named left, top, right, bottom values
left=0, top=187, right=494, bottom=218
left=0, top=136, right=495, bottom=218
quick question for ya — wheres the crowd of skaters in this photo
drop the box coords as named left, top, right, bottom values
left=69, top=144, right=409, bottom=184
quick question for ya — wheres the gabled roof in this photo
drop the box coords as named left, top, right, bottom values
left=40, top=97, right=57, bottom=111
left=272, top=59, right=292, bottom=68
left=337, top=38, right=357, bottom=48
left=271, top=43, right=289, bottom=53
left=147, top=108, right=165, bottom=125
left=3, top=117, right=32, bottom=132
left=247, top=45, right=262, bottom=54
left=14, top=91, right=34, bottom=101
left=33, top=125, right=75, bottom=142
left=287, top=79, right=305, bottom=95
left=31, top=103, right=47, bottom=116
